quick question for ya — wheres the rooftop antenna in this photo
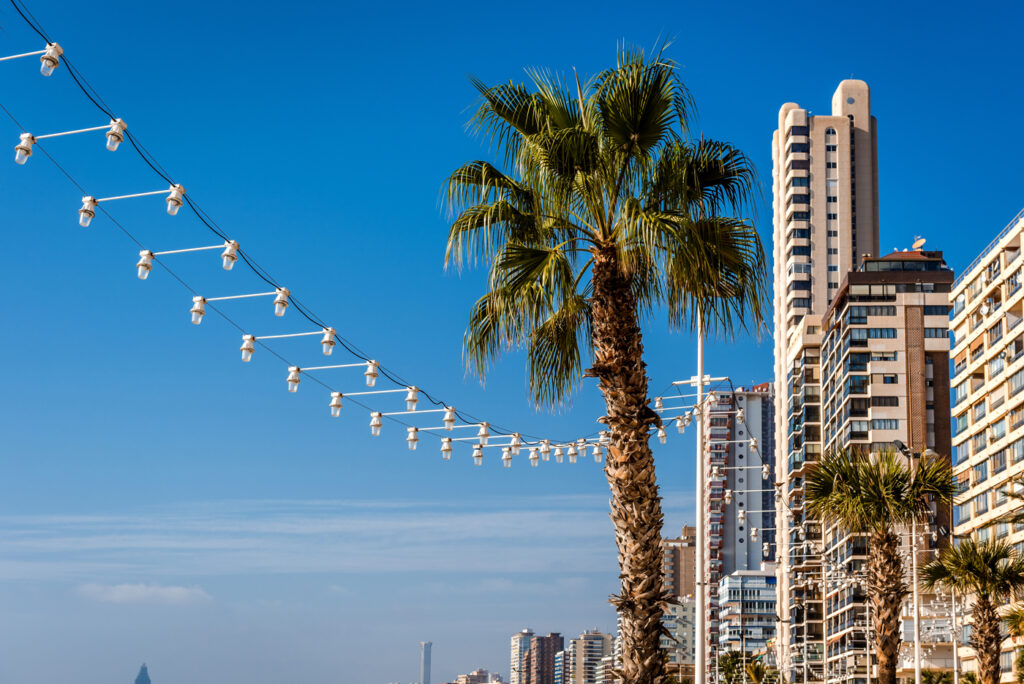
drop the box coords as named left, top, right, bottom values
left=912, top=236, right=927, bottom=250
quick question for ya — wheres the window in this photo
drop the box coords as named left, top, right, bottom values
left=827, top=196, right=838, bottom=203
left=953, top=441, right=970, bottom=465
left=828, top=265, right=839, bottom=272
left=1012, top=437, right=1024, bottom=464
left=924, top=305, right=950, bottom=316
left=953, top=412, right=969, bottom=436
left=924, top=328, right=948, bottom=338
left=792, top=298, right=810, bottom=309
left=789, top=125, right=809, bottom=136
left=991, top=448, right=1007, bottom=474
left=973, top=401, right=987, bottom=421
left=826, top=162, right=837, bottom=169
left=825, top=144, right=837, bottom=152
left=992, top=418, right=1007, bottom=442
left=868, top=328, right=898, bottom=338
left=828, top=282, right=838, bottom=288
left=972, top=431, right=988, bottom=454
left=975, top=493, right=989, bottom=515
left=827, top=213, right=838, bottom=219
left=954, top=500, right=970, bottom=525
left=791, top=177, right=810, bottom=187
left=1001, top=651, right=1013, bottom=673
left=871, top=395, right=898, bottom=406
left=825, top=127, right=837, bottom=137
left=788, top=143, right=809, bottom=154
left=953, top=381, right=969, bottom=405
left=828, top=248, right=839, bottom=255
left=1009, top=367, right=1024, bottom=396
left=872, top=419, right=898, bottom=430
left=871, top=352, right=898, bottom=362
left=792, top=211, right=810, bottom=220
left=790, top=194, right=810, bottom=204
left=791, top=281, right=811, bottom=291
left=973, top=461, right=989, bottom=484
left=791, top=247, right=811, bottom=257
left=827, top=230, right=839, bottom=237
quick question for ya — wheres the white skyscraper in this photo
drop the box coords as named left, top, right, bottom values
left=510, top=628, right=534, bottom=684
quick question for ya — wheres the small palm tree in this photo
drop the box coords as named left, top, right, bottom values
left=922, top=538, right=1024, bottom=684
left=445, top=45, right=767, bottom=684
left=921, top=669, right=953, bottom=684
left=805, top=448, right=953, bottom=684
left=744, top=661, right=776, bottom=684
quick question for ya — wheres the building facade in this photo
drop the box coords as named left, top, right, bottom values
left=421, top=641, right=432, bottom=684
left=949, top=208, right=1024, bottom=680
left=529, top=633, right=564, bottom=684
left=772, top=79, right=880, bottom=684
left=568, top=631, right=613, bottom=684
left=663, top=525, right=697, bottom=599
left=511, top=629, right=534, bottom=684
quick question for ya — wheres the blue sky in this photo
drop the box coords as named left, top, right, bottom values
left=0, top=0, right=1022, bottom=682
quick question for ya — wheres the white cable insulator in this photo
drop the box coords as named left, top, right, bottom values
left=320, top=327, right=336, bottom=356
left=240, top=334, right=255, bottom=362
left=655, top=397, right=664, bottom=411
left=567, top=445, right=578, bottom=464
left=105, top=118, right=126, bottom=152
left=79, top=196, right=97, bottom=227
left=221, top=240, right=239, bottom=271
left=675, top=417, right=686, bottom=434
left=136, top=250, right=153, bottom=280
left=190, top=296, right=206, bottom=325
left=39, top=43, right=62, bottom=77
left=750, top=437, right=758, bottom=451
left=364, top=360, right=378, bottom=387
left=592, top=443, right=603, bottom=463
left=273, top=288, right=290, bottom=317
left=329, top=392, right=342, bottom=418
left=286, top=367, right=301, bottom=393
left=165, top=184, right=186, bottom=216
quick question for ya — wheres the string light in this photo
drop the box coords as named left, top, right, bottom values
left=136, top=250, right=153, bottom=279
left=657, top=425, right=667, bottom=444
left=472, top=444, right=483, bottom=466
left=39, top=42, right=62, bottom=76
left=370, top=412, right=382, bottom=437
left=273, top=288, right=289, bottom=317
left=529, top=447, right=539, bottom=467
left=105, top=118, right=127, bottom=151
left=567, top=444, right=578, bottom=464
left=190, top=296, right=205, bottom=325
left=501, top=446, right=512, bottom=468
left=406, top=427, right=418, bottom=451
left=221, top=240, right=239, bottom=270
left=762, top=463, right=771, bottom=479
left=405, top=386, right=418, bottom=411
left=78, top=196, right=96, bottom=226
left=540, top=440, right=551, bottom=461
left=320, top=327, right=336, bottom=356
left=510, top=433, right=522, bottom=456
left=240, top=334, right=255, bottom=362
left=477, top=422, right=490, bottom=446
left=363, top=360, right=378, bottom=387
left=441, top=437, right=452, bottom=460
left=655, top=397, right=664, bottom=410
left=286, top=367, right=301, bottom=392
left=165, top=184, right=185, bottom=215
left=555, top=447, right=564, bottom=464
left=443, top=407, right=456, bottom=430
left=329, top=392, right=343, bottom=417
left=14, top=132, right=32, bottom=164
left=592, top=443, right=602, bottom=463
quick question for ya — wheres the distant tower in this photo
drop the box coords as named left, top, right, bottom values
left=135, top=664, right=152, bottom=684
left=420, top=641, right=432, bottom=684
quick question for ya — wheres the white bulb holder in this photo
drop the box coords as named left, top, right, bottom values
left=443, top=407, right=456, bottom=430
left=106, top=118, right=126, bottom=152
left=675, top=417, right=685, bottom=434
left=529, top=447, right=539, bottom=467
left=165, top=184, right=186, bottom=216
left=329, top=392, right=342, bottom=417
left=39, top=43, right=62, bottom=77
left=724, top=490, right=733, bottom=504
left=286, top=367, right=301, bottom=393
left=407, top=427, right=419, bottom=451
left=510, top=433, right=522, bottom=456
left=762, top=464, right=770, bottom=479
left=78, top=196, right=97, bottom=227
left=477, top=422, right=490, bottom=446
left=750, top=437, right=758, bottom=451
left=501, top=447, right=512, bottom=468
left=240, top=334, right=255, bottom=362
left=567, top=445, right=578, bottom=464
left=592, top=444, right=602, bottom=463
left=320, top=327, right=336, bottom=356
left=190, top=296, right=206, bottom=325
left=14, top=132, right=34, bottom=164
left=736, top=409, right=745, bottom=422
left=370, top=412, right=382, bottom=436
left=221, top=240, right=239, bottom=271
left=364, top=360, right=379, bottom=387
left=472, top=444, right=483, bottom=465
left=273, top=288, right=289, bottom=317
left=657, top=426, right=667, bottom=444
left=554, top=447, right=564, bottom=464
left=441, top=437, right=452, bottom=460
left=750, top=527, right=759, bottom=541
left=654, top=397, right=663, bottom=411
left=540, top=440, right=551, bottom=461
left=136, top=250, right=153, bottom=280
left=405, top=386, right=419, bottom=411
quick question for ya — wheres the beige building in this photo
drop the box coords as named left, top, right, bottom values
left=771, top=79, right=879, bottom=684
left=662, top=525, right=697, bottom=598
left=949, top=208, right=1024, bottom=680
left=567, top=631, right=612, bottom=684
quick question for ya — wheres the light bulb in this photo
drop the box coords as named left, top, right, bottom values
left=477, top=422, right=490, bottom=446
left=738, top=510, right=746, bottom=524
left=501, top=446, right=511, bottom=468
left=136, top=250, right=153, bottom=280
left=600, top=431, right=610, bottom=445
left=370, top=412, right=382, bottom=436
left=329, top=392, right=342, bottom=417
left=750, top=437, right=758, bottom=451
left=657, top=426, right=667, bottom=444
left=655, top=397, right=663, bottom=411
left=540, top=440, right=551, bottom=461
left=736, top=409, right=744, bottom=422
left=763, top=542, right=770, bottom=556
left=273, top=288, right=289, bottom=317
left=39, top=43, right=62, bottom=76
left=567, top=445, right=578, bottom=464
left=707, top=391, right=718, bottom=404
left=724, top=490, right=733, bottom=504
left=405, top=387, right=418, bottom=411
left=106, top=118, right=126, bottom=152
left=14, top=133, right=33, bottom=165
left=510, top=433, right=522, bottom=456
left=529, top=447, right=539, bottom=467
left=364, top=360, right=379, bottom=387
left=190, top=296, right=205, bottom=325
left=762, top=464, right=770, bottom=479
left=675, top=417, right=685, bottom=434
left=221, top=240, right=239, bottom=271
left=592, top=444, right=602, bottom=463
left=320, top=327, right=336, bottom=356
left=751, top=527, right=759, bottom=541
left=407, top=427, right=419, bottom=451
left=472, top=444, right=483, bottom=465
left=78, top=196, right=97, bottom=227
left=441, top=437, right=452, bottom=460
left=165, top=184, right=185, bottom=216
left=554, top=447, right=564, bottom=464
left=443, top=407, right=456, bottom=431
left=286, top=367, right=301, bottom=393
left=240, top=334, right=255, bottom=362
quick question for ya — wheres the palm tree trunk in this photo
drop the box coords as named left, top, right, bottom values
left=590, top=247, right=666, bottom=684
left=972, top=596, right=1003, bottom=684
left=868, top=529, right=908, bottom=684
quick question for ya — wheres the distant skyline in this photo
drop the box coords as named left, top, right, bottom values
left=1, top=0, right=1023, bottom=682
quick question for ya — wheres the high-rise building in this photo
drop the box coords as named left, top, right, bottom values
left=135, top=664, right=151, bottom=684
left=529, top=633, right=564, bottom=684
left=421, top=641, right=432, bottom=684
left=662, top=525, right=697, bottom=598
left=815, top=249, right=954, bottom=683
left=510, top=629, right=534, bottom=684
left=554, top=651, right=566, bottom=684
left=718, top=567, right=777, bottom=658
left=772, top=79, right=880, bottom=684
left=702, top=384, right=776, bottom=661
left=450, top=669, right=505, bottom=684
left=568, top=631, right=612, bottom=684
left=948, top=208, right=1024, bottom=676
left=661, top=595, right=696, bottom=679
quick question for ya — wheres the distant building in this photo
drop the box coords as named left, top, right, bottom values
left=661, top=595, right=697, bottom=669
left=529, top=633, right=564, bottom=684
left=568, top=630, right=612, bottom=684
left=718, top=567, right=778, bottom=658
left=135, top=664, right=151, bottom=684
left=510, top=629, right=534, bottom=684
left=421, top=642, right=432, bottom=684
left=452, top=669, right=504, bottom=684
left=662, top=525, right=697, bottom=598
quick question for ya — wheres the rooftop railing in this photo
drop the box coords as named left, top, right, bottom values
left=954, top=207, right=1024, bottom=290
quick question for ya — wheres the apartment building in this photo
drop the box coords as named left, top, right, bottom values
left=817, top=249, right=954, bottom=683
left=663, top=525, right=697, bottom=598
left=949, top=208, right=1024, bottom=680
left=529, top=633, right=564, bottom=684
left=511, top=629, right=534, bottom=684
left=771, top=79, right=879, bottom=684
left=718, top=568, right=778, bottom=658
left=567, top=631, right=612, bottom=684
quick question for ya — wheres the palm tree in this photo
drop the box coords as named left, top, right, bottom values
left=921, top=670, right=953, bottom=684
left=444, top=45, right=767, bottom=683
left=804, top=449, right=953, bottom=684
left=744, top=661, right=777, bottom=684
left=923, top=538, right=1024, bottom=684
